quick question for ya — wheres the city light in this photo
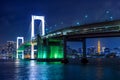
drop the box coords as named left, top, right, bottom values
left=76, top=22, right=80, bottom=25
left=97, top=39, right=101, bottom=54
left=85, top=14, right=88, bottom=18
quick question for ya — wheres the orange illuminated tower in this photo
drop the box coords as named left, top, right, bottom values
left=97, top=39, right=101, bottom=54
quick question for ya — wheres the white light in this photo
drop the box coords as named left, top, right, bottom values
left=31, top=16, right=34, bottom=40
left=85, top=15, right=88, bottom=18
left=31, top=15, right=45, bottom=59
left=31, top=15, right=45, bottom=39
left=77, top=22, right=80, bottom=25
left=31, top=43, right=34, bottom=59
left=17, top=37, right=24, bottom=49
left=22, top=51, right=24, bottom=59
left=106, top=10, right=110, bottom=14
left=110, top=16, right=113, bottom=20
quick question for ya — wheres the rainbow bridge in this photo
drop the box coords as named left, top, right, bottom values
left=17, top=15, right=120, bottom=61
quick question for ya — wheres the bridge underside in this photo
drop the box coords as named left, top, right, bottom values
left=65, top=31, right=120, bottom=41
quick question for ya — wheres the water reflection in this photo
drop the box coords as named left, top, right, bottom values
left=95, top=65, right=104, bottom=80
left=29, top=60, right=37, bottom=80
left=30, top=60, right=36, bottom=66
left=14, top=60, right=64, bottom=80
left=0, top=60, right=120, bottom=80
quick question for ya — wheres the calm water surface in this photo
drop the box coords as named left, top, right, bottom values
left=0, top=60, right=120, bottom=80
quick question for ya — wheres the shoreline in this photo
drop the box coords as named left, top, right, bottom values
left=0, top=58, right=120, bottom=65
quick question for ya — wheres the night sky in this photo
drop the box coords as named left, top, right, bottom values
left=1, top=0, right=120, bottom=45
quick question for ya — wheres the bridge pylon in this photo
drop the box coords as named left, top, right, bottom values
left=16, top=37, right=24, bottom=59
left=31, top=15, right=45, bottom=59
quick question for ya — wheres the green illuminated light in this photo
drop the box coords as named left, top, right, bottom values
left=50, top=46, right=63, bottom=59
left=54, top=54, right=57, bottom=58
left=43, top=53, right=47, bottom=58
left=37, top=39, right=63, bottom=59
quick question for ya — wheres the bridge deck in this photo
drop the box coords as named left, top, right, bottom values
left=45, top=20, right=120, bottom=39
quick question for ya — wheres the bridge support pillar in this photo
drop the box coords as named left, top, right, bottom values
left=82, top=38, right=86, bottom=58
left=22, top=51, right=24, bottom=59
left=61, top=36, right=69, bottom=63
left=63, top=36, right=67, bottom=59
left=81, top=38, right=88, bottom=64
left=31, top=43, right=35, bottom=59
left=16, top=50, right=24, bottom=59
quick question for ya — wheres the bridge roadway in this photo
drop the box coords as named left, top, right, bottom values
left=18, top=20, right=120, bottom=59
left=45, top=20, right=120, bottom=40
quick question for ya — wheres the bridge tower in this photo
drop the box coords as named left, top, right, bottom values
left=97, top=39, right=101, bottom=55
left=31, top=15, right=45, bottom=59
left=16, top=37, right=24, bottom=59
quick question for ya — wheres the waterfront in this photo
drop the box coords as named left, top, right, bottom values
left=0, top=59, right=120, bottom=80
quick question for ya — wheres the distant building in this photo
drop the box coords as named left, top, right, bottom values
left=87, top=46, right=96, bottom=55
left=78, top=48, right=82, bottom=54
left=104, top=48, right=110, bottom=54
left=0, top=41, right=16, bottom=58
left=102, top=47, right=106, bottom=53
left=6, top=41, right=16, bottom=54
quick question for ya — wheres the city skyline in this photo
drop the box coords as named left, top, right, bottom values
left=68, top=37, right=120, bottom=51
left=1, top=0, right=120, bottom=44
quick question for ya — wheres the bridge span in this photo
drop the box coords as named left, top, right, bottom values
left=45, top=20, right=120, bottom=39
left=17, top=18, right=120, bottom=61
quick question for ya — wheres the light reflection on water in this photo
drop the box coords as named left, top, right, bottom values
left=14, top=60, right=64, bottom=80
left=0, top=60, right=120, bottom=80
